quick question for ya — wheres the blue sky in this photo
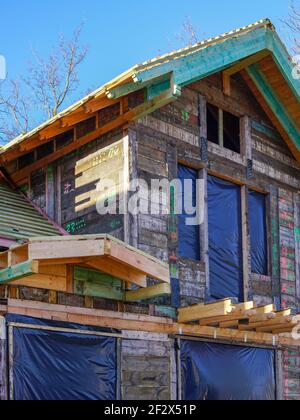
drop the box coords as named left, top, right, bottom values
left=0, top=0, right=293, bottom=108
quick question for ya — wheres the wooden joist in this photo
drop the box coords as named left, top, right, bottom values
left=0, top=260, right=39, bottom=283
left=179, top=300, right=299, bottom=337
left=178, top=299, right=233, bottom=323
left=125, top=283, right=171, bottom=302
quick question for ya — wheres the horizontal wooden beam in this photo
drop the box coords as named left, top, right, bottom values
left=0, top=260, right=39, bottom=283
left=125, top=283, right=171, bottom=302
left=108, top=240, right=170, bottom=283
left=6, top=88, right=178, bottom=183
left=28, top=239, right=105, bottom=261
left=12, top=274, right=68, bottom=292
left=178, top=299, right=233, bottom=323
left=86, top=258, right=147, bottom=288
left=6, top=299, right=300, bottom=348
left=74, top=266, right=124, bottom=301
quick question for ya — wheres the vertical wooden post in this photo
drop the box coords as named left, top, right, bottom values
left=218, top=109, right=224, bottom=148
left=123, top=134, right=130, bottom=244
left=199, top=94, right=210, bottom=300
left=0, top=317, right=7, bottom=401
left=66, top=266, right=74, bottom=294
left=55, top=165, right=62, bottom=226
left=276, top=350, right=284, bottom=401
left=127, top=128, right=139, bottom=248
left=168, top=143, right=180, bottom=308
left=46, top=165, right=55, bottom=221
left=240, top=116, right=252, bottom=160
left=270, top=186, right=281, bottom=307
left=241, top=185, right=250, bottom=301
left=200, top=168, right=210, bottom=300
left=199, top=94, right=207, bottom=140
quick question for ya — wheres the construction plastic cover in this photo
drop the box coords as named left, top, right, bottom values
left=249, top=190, right=268, bottom=275
left=208, top=176, right=243, bottom=301
left=181, top=340, right=276, bottom=400
left=7, top=314, right=117, bottom=401
left=178, top=165, right=200, bottom=261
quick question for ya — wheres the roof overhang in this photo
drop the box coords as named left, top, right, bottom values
left=1, top=19, right=300, bottom=168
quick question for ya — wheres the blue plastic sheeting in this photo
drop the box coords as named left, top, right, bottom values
left=181, top=341, right=276, bottom=400
left=208, top=176, right=243, bottom=301
left=178, top=165, right=200, bottom=261
left=7, top=314, right=117, bottom=401
left=249, top=191, right=268, bottom=275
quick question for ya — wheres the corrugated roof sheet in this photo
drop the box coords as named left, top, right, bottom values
left=0, top=180, right=61, bottom=242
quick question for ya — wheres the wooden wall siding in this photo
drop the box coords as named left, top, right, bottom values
left=251, top=274, right=273, bottom=306
left=282, top=348, right=300, bottom=400
left=121, top=332, right=173, bottom=400
left=134, top=87, right=206, bottom=306
left=178, top=260, right=206, bottom=307
left=29, top=128, right=126, bottom=240
left=133, top=71, right=300, bottom=315
left=279, top=189, right=298, bottom=313
left=30, top=168, right=47, bottom=212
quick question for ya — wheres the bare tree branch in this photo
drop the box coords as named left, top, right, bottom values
left=0, top=23, right=88, bottom=143
left=25, top=24, right=88, bottom=118
left=0, top=79, right=30, bottom=143
left=282, top=1, right=300, bottom=55
left=175, top=16, right=203, bottom=47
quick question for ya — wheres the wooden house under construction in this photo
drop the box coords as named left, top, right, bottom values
left=0, top=19, right=300, bottom=400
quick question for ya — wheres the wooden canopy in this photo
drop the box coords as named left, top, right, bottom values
left=0, top=234, right=171, bottom=302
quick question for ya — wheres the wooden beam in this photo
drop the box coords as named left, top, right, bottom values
left=243, top=66, right=300, bottom=162
left=253, top=304, right=275, bottom=314
left=178, top=299, right=232, bottom=323
left=0, top=260, right=39, bottom=283
left=241, top=186, right=250, bottom=301
left=7, top=88, right=177, bottom=183
left=28, top=239, right=105, bottom=261
left=232, top=301, right=254, bottom=312
left=86, top=258, right=147, bottom=288
left=223, top=50, right=270, bottom=78
left=239, top=316, right=294, bottom=331
left=222, top=72, right=231, bottom=96
left=256, top=321, right=297, bottom=333
left=74, top=266, right=124, bottom=301
left=125, top=283, right=171, bottom=302
left=249, top=309, right=291, bottom=324
left=6, top=299, right=300, bottom=348
left=7, top=244, right=28, bottom=267
left=12, top=274, right=68, bottom=292
left=108, top=240, right=170, bottom=283
left=0, top=253, right=8, bottom=269
left=199, top=309, right=256, bottom=327
left=84, top=97, right=120, bottom=114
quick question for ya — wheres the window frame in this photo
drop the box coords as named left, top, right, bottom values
left=206, top=101, right=246, bottom=156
